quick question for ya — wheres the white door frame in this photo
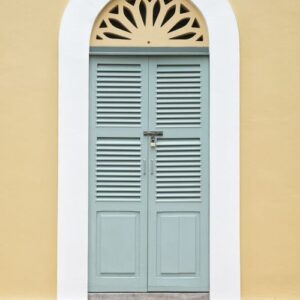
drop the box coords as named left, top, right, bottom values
left=57, top=0, right=240, bottom=299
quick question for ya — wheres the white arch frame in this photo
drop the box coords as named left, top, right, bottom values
left=58, top=0, right=240, bottom=299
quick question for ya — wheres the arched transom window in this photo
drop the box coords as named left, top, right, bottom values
left=90, top=0, right=209, bottom=47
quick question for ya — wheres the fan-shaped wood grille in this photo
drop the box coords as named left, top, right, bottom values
left=90, top=0, right=208, bottom=47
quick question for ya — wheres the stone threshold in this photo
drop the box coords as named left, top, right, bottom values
left=89, top=293, right=209, bottom=300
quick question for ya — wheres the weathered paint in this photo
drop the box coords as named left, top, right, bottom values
left=0, top=0, right=300, bottom=299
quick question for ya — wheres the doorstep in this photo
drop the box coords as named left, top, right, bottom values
left=89, top=293, right=209, bottom=300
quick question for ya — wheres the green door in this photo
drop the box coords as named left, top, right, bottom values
left=147, top=57, right=209, bottom=291
left=89, top=55, right=209, bottom=293
left=88, top=56, right=149, bottom=292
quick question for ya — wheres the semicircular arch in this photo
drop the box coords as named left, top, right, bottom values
left=90, top=0, right=209, bottom=47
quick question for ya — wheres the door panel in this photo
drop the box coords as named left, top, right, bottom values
left=148, top=56, right=209, bottom=292
left=156, top=138, right=202, bottom=202
left=89, top=56, right=149, bottom=292
left=155, top=64, right=202, bottom=127
left=158, top=212, right=200, bottom=274
left=96, top=212, right=140, bottom=274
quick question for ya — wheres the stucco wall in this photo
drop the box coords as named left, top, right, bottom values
left=0, top=0, right=299, bottom=299
left=230, top=0, right=300, bottom=299
left=0, top=0, right=67, bottom=299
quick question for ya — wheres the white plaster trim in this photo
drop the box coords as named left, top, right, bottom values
left=58, top=0, right=240, bottom=299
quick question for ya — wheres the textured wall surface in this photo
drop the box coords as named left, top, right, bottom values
left=0, top=0, right=67, bottom=299
left=229, top=0, right=300, bottom=299
left=0, top=0, right=299, bottom=299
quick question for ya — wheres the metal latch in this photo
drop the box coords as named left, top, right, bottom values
left=144, top=131, right=163, bottom=149
left=143, top=131, right=163, bottom=137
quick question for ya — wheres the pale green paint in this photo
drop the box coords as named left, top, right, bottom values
left=88, top=55, right=209, bottom=293
left=147, top=57, right=209, bottom=292
left=88, top=56, right=149, bottom=292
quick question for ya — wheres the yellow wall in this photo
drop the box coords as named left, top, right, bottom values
left=230, top=0, right=300, bottom=299
left=0, top=0, right=67, bottom=299
left=0, top=0, right=299, bottom=299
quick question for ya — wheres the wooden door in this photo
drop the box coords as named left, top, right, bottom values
left=89, top=55, right=209, bottom=293
left=147, top=56, right=209, bottom=292
left=88, top=56, right=149, bottom=292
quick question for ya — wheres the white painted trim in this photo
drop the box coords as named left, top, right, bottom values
left=58, top=0, right=240, bottom=299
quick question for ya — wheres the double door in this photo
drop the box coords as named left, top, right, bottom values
left=88, top=55, right=209, bottom=292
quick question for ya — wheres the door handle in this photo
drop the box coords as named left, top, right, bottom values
left=142, top=159, right=146, bottom=175
left=150, top=160, right=154, bottom=175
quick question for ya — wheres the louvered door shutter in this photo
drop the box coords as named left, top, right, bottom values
left=148, top=56, right=209, bottom=291
left=88, top=56, right=148, bottom=292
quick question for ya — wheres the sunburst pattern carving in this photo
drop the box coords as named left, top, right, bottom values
left=90, top=0, right=208, bottom=47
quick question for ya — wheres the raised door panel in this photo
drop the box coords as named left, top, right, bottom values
left=148, top=56, right=209, bottom=292
left=88, top=56, right=148, bottom=292
left=158, top=212, right=200, bottom=275
left=96, top=212, right=140, bottom=275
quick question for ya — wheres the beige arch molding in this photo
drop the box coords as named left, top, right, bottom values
left=90, top=0, right=209, bottom=47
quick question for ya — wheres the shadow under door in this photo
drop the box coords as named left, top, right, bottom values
left=88, top=55, right=209, bottom=292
